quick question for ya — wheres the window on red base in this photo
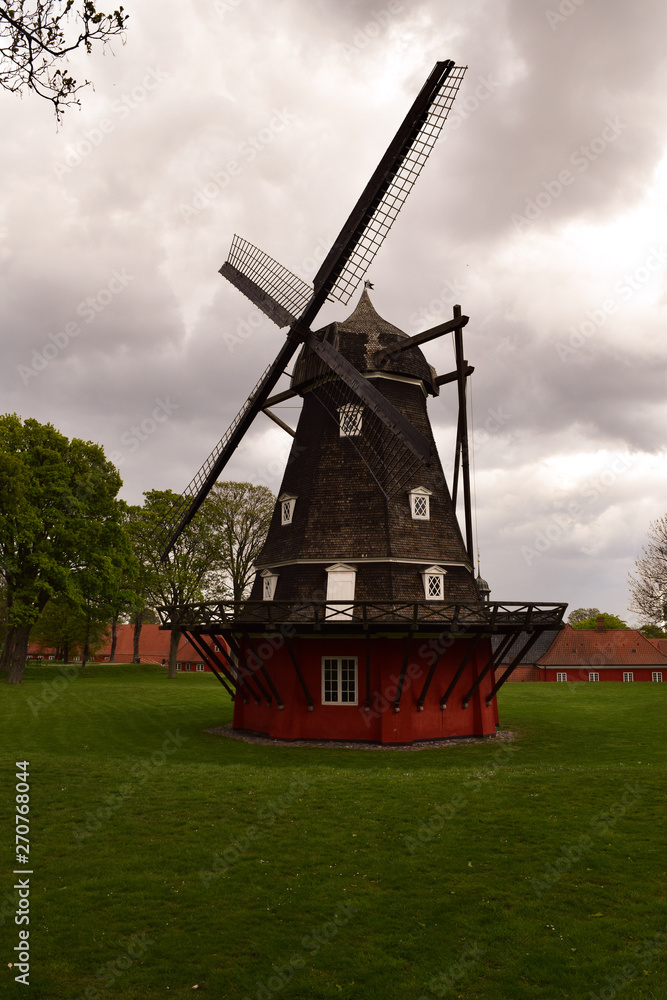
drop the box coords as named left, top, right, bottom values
left=322, top=657, right=357, bottom=705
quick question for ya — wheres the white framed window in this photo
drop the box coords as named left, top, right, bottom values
left=623, top=672, right=634, bottom=682
left=421, top=565, right=446, bottom=600
left=278, top=493, right=297, bottom=525
left=73, top=656, right=81, bottom=661
left=338, top=404, right=363, bottom=437
left=176, top=664, right=182, bottom=671
left=214, top=644, right=220, bottom=652
left=652, top=672, right=662, bottom=682
left=409, top=486, right=432, bottom=520
left=261, top=569, right=279, bottom=601
left=556, top=672, right=567, bottom=682
left=325, top=563, right=357, bottom=620
left=322, top=657, right=358, bottom=705
left=196, top=663, right=204, bottom=672
left=589, top=672, right=599, bottom=682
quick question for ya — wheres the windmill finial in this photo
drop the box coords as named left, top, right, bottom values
left=364, top=280, right=374, bottom=290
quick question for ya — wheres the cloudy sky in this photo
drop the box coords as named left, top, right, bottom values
left=2, top=0, right=666, bottom=623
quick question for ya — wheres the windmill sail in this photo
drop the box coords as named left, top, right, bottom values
left=313, top=61, right=467, bottom=305
left=219, top=235, right=313, bottom=327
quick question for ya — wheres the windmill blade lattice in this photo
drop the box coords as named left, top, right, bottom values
left=158, top=345, right=299, bottom=559
left=309, top=375, right=424, bottom=498
left=220, top=235, right=313, bottom=327
left=314, top=63, right=467, bottom=306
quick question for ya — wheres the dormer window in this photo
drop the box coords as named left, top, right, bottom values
left=338, top=404, right=363, bottom=437
left=278, top=493, right=297, bottom=525
left=325, top=563, right=357, bottom=620
left=409, top=486, right=432, bottom=520
left=422, top=565, right=446, bottom=600
left=261, top=569, right=278, bottom=601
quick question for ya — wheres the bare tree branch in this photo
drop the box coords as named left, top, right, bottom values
left=628, top=514, right=667, bottom=627
left=0, top=1, right=127, bottom=119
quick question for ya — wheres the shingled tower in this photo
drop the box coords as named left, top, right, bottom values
left=250, top=290, right=478, bottom=608
left=157, top=61, right=566, bottom=743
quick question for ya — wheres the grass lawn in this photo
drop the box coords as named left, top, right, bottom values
left=1, top=664, right=666, bottom=1000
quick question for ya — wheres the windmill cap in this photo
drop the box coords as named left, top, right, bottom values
left=291, top=289, right=439, bottom=394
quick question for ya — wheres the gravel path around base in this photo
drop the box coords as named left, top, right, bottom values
left=203, top=724, right=520, bottom=750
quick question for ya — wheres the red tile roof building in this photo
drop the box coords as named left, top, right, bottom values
left=29, top=623, right=220, bottom=672
left=535, top=622, right=667, bottom=683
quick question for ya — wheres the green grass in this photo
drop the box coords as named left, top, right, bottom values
left=1, top=664, right=666, bottom=1000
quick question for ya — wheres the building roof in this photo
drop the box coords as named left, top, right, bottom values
left=492, top=630, right=562, bottom=665
left=537, top=624, right=667, bottom=667
left=291, top=290, right=439, bottom=395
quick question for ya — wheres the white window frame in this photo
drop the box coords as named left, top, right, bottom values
left=409, top=486, right=432, bottom=521
left=196, top=663, right=204, bottom=672
left=278, top=493, right=297, bottom=525
left=652, top=672, right=662, bottom=682
left=321, top=656, right=358, bottom=705
left=589, top=672, right=599, bottom=682
left=176, top=663, right=182, bottom=671
left=422, top=565, right=446, bottom=600
left=325, top=563, right=357, bottom=620
left=556, top=672, right=567, bottom=682
left=261, top=569, right=279, bottom=601
left=338, top=404, right=363, bottom=437
left=623, top=672, right=634, bottom=682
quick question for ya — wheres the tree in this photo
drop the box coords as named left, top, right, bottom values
left=0, top=414, right=129, bottom=683
left=208, top=481, right=275, bottom=601
left=0, top=1, right=127, bottom=119
left=628, top=514, right=667, bottom=629
left=129, top=490, right=223, bottom=678
left=638, top=624, right=667, bottom=639
left=567, top=607, right=600, bottom=626
left=571, top=613, right=629, bottom=631
left=31, top=592, right=108, bottom=661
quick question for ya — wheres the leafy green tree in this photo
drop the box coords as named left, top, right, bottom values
left=567, top=607, right=600, bottom=625
left=129, top=490, right=223, bottom=678
left=571, top=613, right=629, bottom=631
left=208, top=481, right=275, bottom=601
left=0, top=1, right=127, bottom=118
left=628, top=514, right=667, bottom=630
left=638, top=624, right=667, bottom=639
left=0, top=414, right=129, bottom=683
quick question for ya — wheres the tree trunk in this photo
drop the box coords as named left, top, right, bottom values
left=81, top=606, right=91, bottom=669
left=168, top=626, right=181, bottom=679
left=63, top=642, right=69, bottom=664
left=1, top=623, right=16, bottom=672
left=6, top=624, right=31, bottom=684
left=133, top=612, right=143, bottom=663
left=109, top=613, right=119, bottom=663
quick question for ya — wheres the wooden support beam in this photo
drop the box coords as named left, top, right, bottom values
left=284, top=636, right=314, bottom=710
left=435, top=364, right=474, bottom=387
left=440, top=634, right=483, bottom=709
left=453, top=306, right=474, bottom=563
left=183, top=631, right=236, bottom=698
left=374, top=313, right=469, bottom=365
left=262, top=407, right=296, bottom=437
left=264, top=387, right=299, bottom=407
left=393, top=633, right=413, bottom=712
left=460, top=632, right=516, bottom=708
left=417, top=648, right=443, bottom=711
left=485, top=631, right=544, bottom=705
left=242, top=633, right=284, bottom=708
left=224, top=632, right=264, bottom=705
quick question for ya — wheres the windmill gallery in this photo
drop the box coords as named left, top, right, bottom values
left=157, top=61, right=566, bottom=744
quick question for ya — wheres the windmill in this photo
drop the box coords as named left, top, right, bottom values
left=158, top=60, right=467, bottom=559
left=157, top=61, right=566, bottom=744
